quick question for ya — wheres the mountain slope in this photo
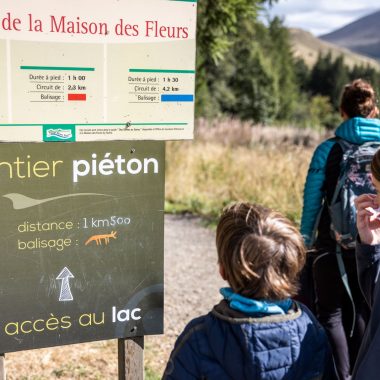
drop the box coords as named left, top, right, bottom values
left=321, top=9, right=380, bottom=59
left=289, top=28, right=380, bottom=70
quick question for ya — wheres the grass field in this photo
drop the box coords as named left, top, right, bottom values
left=166, top=120, right=323, bottom=225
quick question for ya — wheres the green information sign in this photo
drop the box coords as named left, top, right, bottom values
left=0, top=141, right=164, bottom=353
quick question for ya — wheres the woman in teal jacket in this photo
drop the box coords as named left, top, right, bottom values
left=300, top=79, right=380, bottom=379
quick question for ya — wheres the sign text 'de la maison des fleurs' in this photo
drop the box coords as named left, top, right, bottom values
left=0, top=0, right=197, bottom=142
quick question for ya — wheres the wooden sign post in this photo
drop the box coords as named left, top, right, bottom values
left=118, top=337, right=145, bottom=380
left=0, top=354, right=5, bottom=380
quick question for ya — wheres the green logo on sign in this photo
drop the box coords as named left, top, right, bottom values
left=43, top=125, right=76, bottom=142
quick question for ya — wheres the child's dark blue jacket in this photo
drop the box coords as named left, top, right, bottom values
left=163, top=300, right=336, bottom=380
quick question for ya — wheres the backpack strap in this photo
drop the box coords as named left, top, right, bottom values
left=334, top=137, right=354, bottom=153
left=336, top=245, right=356, bottom=337
left=329, top=138, right=356, bottom=242
left=332, top=138, right=357, bottom=336
left=309, top=199, right=324, bottom=247
left=307, top=137, right=340, bottom=248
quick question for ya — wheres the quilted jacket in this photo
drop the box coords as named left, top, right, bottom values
left=163, top=300, right=336, bottom=380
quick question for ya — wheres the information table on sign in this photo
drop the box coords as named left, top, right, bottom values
left=27, top=71, right=90, bottom=103
left=0, top=0, right=197, bottom=142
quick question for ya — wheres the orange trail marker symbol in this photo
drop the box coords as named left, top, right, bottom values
left=85, top=231, right=117, bottom=246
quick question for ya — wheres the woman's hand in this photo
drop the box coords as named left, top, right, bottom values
left=355, top=194, right=380, bottom=245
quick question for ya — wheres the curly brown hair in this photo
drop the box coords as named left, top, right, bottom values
left=340, top=79, right=377, bottom=118
left=216, top=202, right=306, bottom=300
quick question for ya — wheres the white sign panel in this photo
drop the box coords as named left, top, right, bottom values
left=0, top=0, right=197, bottom=142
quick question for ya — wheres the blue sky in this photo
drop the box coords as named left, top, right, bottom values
left=265, top=0, right=379, bottom=36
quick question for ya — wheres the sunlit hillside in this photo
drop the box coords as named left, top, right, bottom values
left=289, top=28, right=380, bottom=70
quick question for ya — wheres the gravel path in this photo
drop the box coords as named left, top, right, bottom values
left=146, top=214, right=226, bottom=375
left=5, top=215, right=225, bottom=378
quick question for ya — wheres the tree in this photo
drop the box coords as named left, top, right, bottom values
left=293, top=58, right=310, bottom=92
left=196, top=0, right=276, bottom=65
left=195, top=0, right=277, bottom=117
left=268, top=17, right=298, bottom=120
left=330, top=56, right=350, bottom=109
left=215, top=20, right=280, bottom=122
left=200, top=15, right=304, bottom=123
left=309, top=52, right=333, bottom=97
left=309, top=53, right=350, bottom=110
left=349, top=64, right=380, bottom=95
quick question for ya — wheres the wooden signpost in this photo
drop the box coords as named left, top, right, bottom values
left=0, top=355, right=5, bottom=380
left=0, top=0, right=197, bottom=377
left=118, top=337, right=145, bottom=380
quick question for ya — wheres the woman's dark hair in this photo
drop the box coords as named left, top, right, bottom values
left=340, top=79, right=377, bottom=118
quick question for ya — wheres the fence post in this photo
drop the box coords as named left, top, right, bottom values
left=118, top=337, right=144, bottom=380
left=0, top=354, right=5, bottom=380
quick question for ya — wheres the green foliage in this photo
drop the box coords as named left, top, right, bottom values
left=195, top=2, right=380, bottom=127
left=290, top=51, right=380, bottom=128
left=145, top=366, right=161, bottom=380
left=309, top=96, right=341, bottom=130
left=195, top=0, right=278, bottom=119
left=268, top=17, right=299, bottom=120
left=200, top=17, right=300, bottom=123
left=307, top=53, right=349, bottom=110
left=197, top=0, right=275, bottom=65
left=214, top=20, right=280, bottom=122
left=292, top=94, right=333, bottom=129
left=294, top=58, right=310, bottom=92
left=307, top=52, right=380, bottom=111
left=349, top=64, right=380, bottom=96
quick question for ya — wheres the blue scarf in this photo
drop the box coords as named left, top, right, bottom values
left=220, top=287, right=292, bottom=317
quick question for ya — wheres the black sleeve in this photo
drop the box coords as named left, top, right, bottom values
left=316, top=142, right=343, bottom=248
left=324, top=142, right=344, bottom=204
left=356, top=242, right=380, bottom=308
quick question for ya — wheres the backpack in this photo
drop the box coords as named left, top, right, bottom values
left=329, top=139, right=380, bottom=249
left=297, top=138, right=380, bottom=320
left=330, top=138, right=380, bottom=336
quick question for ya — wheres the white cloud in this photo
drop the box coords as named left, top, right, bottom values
left=265, top=0, right=380, bottom=35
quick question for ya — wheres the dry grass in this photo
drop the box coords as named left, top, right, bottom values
left=166, top=119, right=326, bottom=223
left=5, top=341, right=118, bottom=379
left=195, top=117, right=326, bottom=148
left=166, top=140, right=314, bottom=224
left=5, top=339, right=160, bottom=379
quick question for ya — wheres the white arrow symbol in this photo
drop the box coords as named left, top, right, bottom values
left=56, top=267, right=74, bottom=301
